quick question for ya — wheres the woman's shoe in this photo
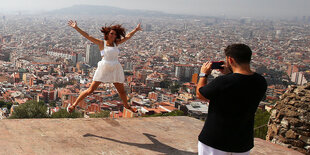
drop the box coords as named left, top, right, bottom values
left=67, top=104, right=72, bottom=113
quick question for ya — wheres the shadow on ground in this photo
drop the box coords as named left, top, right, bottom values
left=83, top=133, right=197, bottom=155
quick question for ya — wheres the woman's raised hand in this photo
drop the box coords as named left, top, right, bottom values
left=135, top=23, right=142, bottom=31
left=68, top=20, right=77, bottom=28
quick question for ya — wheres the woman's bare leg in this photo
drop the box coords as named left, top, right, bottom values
left=113, top=83, right=131, bottom=109
left=71, top=81, right=101, bottom=108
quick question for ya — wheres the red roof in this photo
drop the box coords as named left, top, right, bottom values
left=15, top=98, right=28, bottom=105
left=161, top=106, right=177, bottom=111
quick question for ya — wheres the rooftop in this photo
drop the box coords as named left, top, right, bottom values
left=0, top=116, right=302, bottom=155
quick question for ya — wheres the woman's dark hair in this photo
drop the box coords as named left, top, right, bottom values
left=224, top=44, right=252, bottom=64
left=100, top=24, right=126, bottom=42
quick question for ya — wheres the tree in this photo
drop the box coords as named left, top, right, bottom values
left=0, top=101, right=5, bottom=108
left=89, top=110, right=110, bottom=118
left=170, top=84, right=180, bottom=94
left=256, top=65, right=289, bottom=86
left=5, top=102, right=13, bottom=110
left=49, top=101, right=57, bottom=108
left=143, top=110, right=185, bottom=117
left=162, top=110, right=185, bottom=116
left=54, top=81, right=75, bottom=88
left=160, top=80, right=171, bottom=88
left=51, top=109, right=83, bottom=118
left=9, top=100, right=49, bottom=119
left=0, top=101, right=13, bottom=110
left=254, top=108, right=271, bottom=139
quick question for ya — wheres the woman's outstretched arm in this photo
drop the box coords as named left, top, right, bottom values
left=117, top=23, right=142, bottom=45
left=68, top=20, right=102, bottom=45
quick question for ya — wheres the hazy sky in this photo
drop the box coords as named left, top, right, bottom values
left=1, top=0, right=310, bottom=18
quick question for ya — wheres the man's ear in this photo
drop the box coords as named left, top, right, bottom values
left=228, top=57, right=233, bottom=64
left=228, top=57, right=236, bottom=66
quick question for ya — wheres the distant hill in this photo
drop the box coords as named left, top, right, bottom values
left=47, top=5, right=175, bottom=17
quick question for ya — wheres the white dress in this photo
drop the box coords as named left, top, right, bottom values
left=92, top=41, right=125, bottom=83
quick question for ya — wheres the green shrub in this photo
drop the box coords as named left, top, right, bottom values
left=9, top=100, right=49, bottom=119
left=89, top=110, right=110, bottom=118
left=143, top=110, right=185, bottom=117
left=254, top=108, right=271, bottom=139
left=51, top=109, right=83, bottom=118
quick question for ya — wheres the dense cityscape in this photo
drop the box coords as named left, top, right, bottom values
left=0, top=8, right=309, bottom=120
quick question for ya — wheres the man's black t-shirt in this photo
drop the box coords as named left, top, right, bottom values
left=198, top=73, right=267, bottom=152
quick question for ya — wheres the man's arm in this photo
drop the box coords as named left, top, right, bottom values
left=196, top=76, right=208, bottom=101
left=196, top=62, right=212, bottom=101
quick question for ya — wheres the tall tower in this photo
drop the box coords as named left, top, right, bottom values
left=175, top=64, right=200, bottom=82
left=86, top=43, right=101, bottom=67
left=145, top=24, right=152, bottom=31
left=275, top=30, right=281, bottom=39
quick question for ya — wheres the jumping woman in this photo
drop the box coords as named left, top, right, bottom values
left=67, top=20, right=141, bottom=113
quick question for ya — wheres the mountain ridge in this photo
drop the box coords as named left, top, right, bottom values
left=46, top=4, right=178, bottom=17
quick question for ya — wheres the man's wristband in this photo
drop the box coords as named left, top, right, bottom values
left=199, top=73, right=209, bottom=77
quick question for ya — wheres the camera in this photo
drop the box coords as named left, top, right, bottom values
left=211, top=61, right=224, bottom=69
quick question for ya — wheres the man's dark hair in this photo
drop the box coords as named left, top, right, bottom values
left=224, top=44, right=252, bottom=64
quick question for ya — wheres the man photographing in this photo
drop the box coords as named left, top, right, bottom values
left=196, top=44, right=267, bottom=155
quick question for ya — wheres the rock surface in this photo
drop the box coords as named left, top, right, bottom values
left=267, top=83, right=310, bottom=154
left=0, top=116, right=303, bottom=155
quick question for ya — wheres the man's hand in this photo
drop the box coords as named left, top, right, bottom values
left=200, top=62, right=212, bottom=75
left=218, top=62, right=232, bottom=75
left=197, top=62, right=211, bottom=101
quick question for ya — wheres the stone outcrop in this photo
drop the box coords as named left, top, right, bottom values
left=267, top=83, right=310, bottom=154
